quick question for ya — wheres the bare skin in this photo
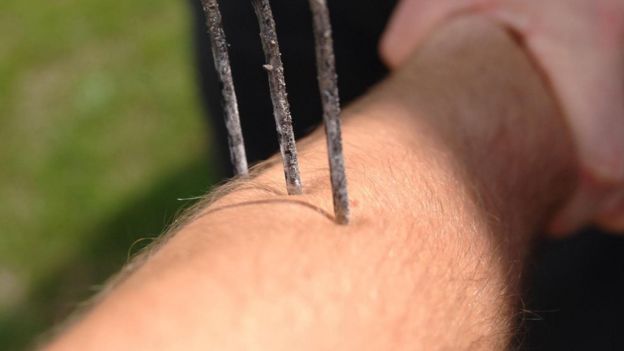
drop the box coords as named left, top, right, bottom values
left=44, top=16, right=576, bottom=351
left=381, top=0, right=624, bottom=233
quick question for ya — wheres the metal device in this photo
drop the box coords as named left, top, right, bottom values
left=201, top=0, right=350, bottom=224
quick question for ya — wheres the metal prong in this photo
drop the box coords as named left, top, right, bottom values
left=202, top=0, right=249, bottom=176
left=251, top=0, right=303, bottom=195
left=309, top=0, right=349, bottom=224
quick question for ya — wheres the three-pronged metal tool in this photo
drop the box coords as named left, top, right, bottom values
left=201, top=0, right=350, bottom=224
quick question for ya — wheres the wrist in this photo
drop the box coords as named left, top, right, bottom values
left=207, top=15, right=577, bottom=258
left=381, top=15, right=577, bottom=233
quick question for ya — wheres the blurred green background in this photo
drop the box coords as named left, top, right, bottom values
left=0, top=0, right=219, bottom=349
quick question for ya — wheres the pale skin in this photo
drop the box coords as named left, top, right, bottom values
left=45, top=16, right=577, bottom=350
left=381, top=0, right=624, bottom=234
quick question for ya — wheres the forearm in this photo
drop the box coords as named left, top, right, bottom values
left=46, top=16, right=576, bottom=350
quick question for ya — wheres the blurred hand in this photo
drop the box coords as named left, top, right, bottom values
left=380, top=0, right=624, bottom=234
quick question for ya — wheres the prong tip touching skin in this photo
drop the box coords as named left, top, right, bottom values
left=252, top=0, right=303, bottom=195
left=309, top=0, right=350, bottom=224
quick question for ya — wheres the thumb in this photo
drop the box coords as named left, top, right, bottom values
left=534, top=39, right=624, bottom=184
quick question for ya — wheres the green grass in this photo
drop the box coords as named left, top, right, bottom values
left=0, top=0, right=218, bottom=349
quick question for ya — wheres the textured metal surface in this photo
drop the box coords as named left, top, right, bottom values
left=309, top=0, right=350, bottom=224
left=252, top=0, right=303, bottom=195
left=201, top=0, right=249, bottom=176
left=203, top=0, right=351, bottom=223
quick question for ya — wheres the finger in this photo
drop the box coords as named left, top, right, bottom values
left=496, top=0, right=624, bottom=184
left=558, top=54, right=624, bottom=185
left=380, top=0, right=482, bottom=68
left=491, top=0, right=624, bottom=236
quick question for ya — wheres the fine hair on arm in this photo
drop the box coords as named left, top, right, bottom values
left=42, top=15, right=577, bottom=351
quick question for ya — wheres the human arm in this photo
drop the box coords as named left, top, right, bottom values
left=45, top=16, right=576, bottom=351
left=381, top=0, right=624, bottom=234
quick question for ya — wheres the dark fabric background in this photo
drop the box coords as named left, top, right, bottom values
left=190, top=1, right=624, bottom=349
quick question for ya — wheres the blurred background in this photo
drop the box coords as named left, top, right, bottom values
left=0, top=0, right=218, bottom=349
